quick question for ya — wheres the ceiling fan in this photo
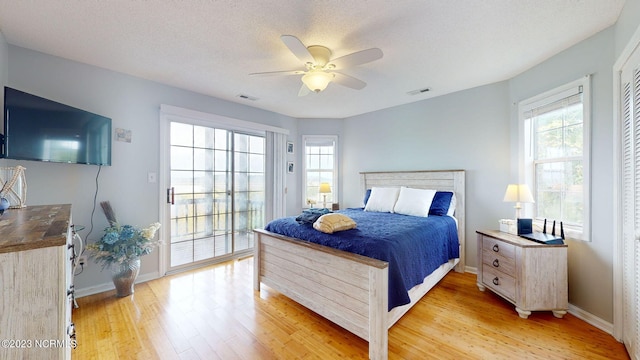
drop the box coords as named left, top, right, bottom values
left=250, top=35, right=383, bottom=96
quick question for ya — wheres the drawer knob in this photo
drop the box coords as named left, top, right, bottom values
left=492, top=277, right=500, bottom=286
left=493, top=259, right=500, bottom=267
left=492, top=244, right=499, bottom=252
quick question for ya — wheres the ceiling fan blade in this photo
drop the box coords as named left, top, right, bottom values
left=281, top=35, right=315, bottom=64
left=298, top=83, right=311, bottom=97
left=333, top=72, right=366, bottom=90
left=330, top=48, right=383, bottom=69
left=249, top=69, right=305, bottom=77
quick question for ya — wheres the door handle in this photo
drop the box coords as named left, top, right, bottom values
left=167, top=187, right=175, bottom=205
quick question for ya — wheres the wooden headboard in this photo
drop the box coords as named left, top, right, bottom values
left=360, top=170, right=466, bottom=271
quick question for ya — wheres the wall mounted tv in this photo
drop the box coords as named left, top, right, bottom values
left=2, top=87, right=111, bottom=166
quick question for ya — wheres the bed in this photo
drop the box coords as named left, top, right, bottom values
left=253, top=170, right=466, bottom=359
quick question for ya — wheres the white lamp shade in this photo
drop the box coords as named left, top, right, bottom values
left=302, top=71, right=334, bottom=92
left=503, top=184, right=535, bottom=203
left=319, top=182, right=332, bottom=194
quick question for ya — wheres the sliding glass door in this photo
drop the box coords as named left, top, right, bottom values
left=168, top=121, right=265, bottom=270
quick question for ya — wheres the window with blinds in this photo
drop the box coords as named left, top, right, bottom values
left=520, top=77, right=591, bottom=240
left=302, top=135, right=338, bottom=209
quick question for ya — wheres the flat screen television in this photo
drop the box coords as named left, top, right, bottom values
left=2, top=87, right=111, bottom=166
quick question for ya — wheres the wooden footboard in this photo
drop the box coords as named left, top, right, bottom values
left=254, top=229, right=390, bottom=359
left=254, top=170, right=465, bottom=359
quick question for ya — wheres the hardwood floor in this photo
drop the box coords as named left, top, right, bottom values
left=73, top=257, right=629, bottom=359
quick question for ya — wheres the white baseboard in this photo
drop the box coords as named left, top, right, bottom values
left=74, top=271, right=160, bottom=299
left=466, top=266, right=615, bottom=336
left=567, top=303, right=614, bottom=336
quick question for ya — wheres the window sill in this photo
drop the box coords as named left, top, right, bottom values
left=532, top=219, right=586, bottom=241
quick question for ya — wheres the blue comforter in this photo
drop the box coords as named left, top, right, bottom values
left=264, top=208, right=459, bottom=310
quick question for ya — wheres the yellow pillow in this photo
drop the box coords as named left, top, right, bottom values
left=313, top=213, right=357, bottom=234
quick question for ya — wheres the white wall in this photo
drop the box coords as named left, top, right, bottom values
left=3, top=45, right=297, bottom=291
left=341, top=82, right=512, bottom=269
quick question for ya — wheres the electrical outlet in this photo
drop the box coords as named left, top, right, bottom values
left=78, top=255, right=87, bottom=266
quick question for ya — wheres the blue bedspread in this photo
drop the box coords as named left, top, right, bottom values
left=264, top=208, right=460, bottom=310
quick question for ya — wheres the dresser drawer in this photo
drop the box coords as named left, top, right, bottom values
left=482, top=249, right=516, bottom=275
left=483, top=265, right=516, bottom=301
left=482, top=236, right=516, bottom=260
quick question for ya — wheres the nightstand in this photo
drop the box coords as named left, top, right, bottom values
left=476, top=230, right=568, bottom=319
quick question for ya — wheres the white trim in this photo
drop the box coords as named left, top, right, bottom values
left=301, top=134, right=339, bottom=209
left=518, top=75, right=591, bottom=241
left=465, top=267, right=614, bottom=335
left=612, top=22, right=640, bottom=343
left=567, top=303, right=614, bottom=336
left=158, top=104, right=287, bottom=276
left=75, top=271, right=160, bottom=298
left=160, top=104, right=289, bottom=135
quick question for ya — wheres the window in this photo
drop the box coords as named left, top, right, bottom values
left=303, top=135, right=338, bottom=209
left=520, top=76, right=591, bottom=240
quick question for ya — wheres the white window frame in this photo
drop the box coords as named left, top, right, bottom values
left=519, top=76, right=591, bottom=241
left=302, top=135, right=338, bottom=209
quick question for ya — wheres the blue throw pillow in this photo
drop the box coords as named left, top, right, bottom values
left=363, top=189, right=372, bottom=206
left=429, top=191, right=453, bottom=216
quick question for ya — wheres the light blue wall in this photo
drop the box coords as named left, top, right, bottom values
left=0, top=32, right=7, bottom=113
left=3, top=45, right=298, bottom=291
left=341, top=82, right=512, bottom=268
left=2, top=0, right=638, bottom=324
left=615, top=0, right=640, bottom=57
left=296, top=118, right=344, bottom=211
left=508, top=27, right=615, bottom=322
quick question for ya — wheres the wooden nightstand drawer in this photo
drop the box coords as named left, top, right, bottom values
left=482, top=264, right=516, bottom=301
left=482, top=236, right=516, bottom=260
left=482, top=249, right=516, bottom=275
left=476, top=230, right=568, bottom=319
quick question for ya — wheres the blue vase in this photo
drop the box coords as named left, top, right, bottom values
left=0, top=198, right=9, bottom=215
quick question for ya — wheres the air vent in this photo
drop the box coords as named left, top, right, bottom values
left=236, top=94, right=258, bottom=101
left=407, top=88, right=431, bottom=96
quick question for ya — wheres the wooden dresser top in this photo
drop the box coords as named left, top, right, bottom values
left=0, top=204, right=71, bottom=254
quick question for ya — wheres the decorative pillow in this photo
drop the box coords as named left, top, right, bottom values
left=364, top=187, right=400, bottom=213
left=393, top=187, right=437, bottom=217
left=313, top=213, right=357, bottom=234
left=363, top=189, right=372, bottom=206
left=429, top=191, right=454, bottom=216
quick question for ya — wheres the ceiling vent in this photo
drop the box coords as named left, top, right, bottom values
left=237, top=94, right=258, bottom=101
left=407, top=87, right=431, bottom=96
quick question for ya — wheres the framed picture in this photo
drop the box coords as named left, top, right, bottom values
left=287, top=162, right=294, bottom=174
left=287, top=141, right=294, bottom=154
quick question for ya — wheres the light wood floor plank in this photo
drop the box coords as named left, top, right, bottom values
left=72, top=257, right=629, bottom=359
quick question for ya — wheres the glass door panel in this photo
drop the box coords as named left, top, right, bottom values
left=169, top=122, right=264, bottom=270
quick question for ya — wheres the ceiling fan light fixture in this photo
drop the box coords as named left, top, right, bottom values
left=302, top=71, right=334, bottom=92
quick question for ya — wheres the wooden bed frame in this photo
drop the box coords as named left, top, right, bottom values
left=253, top=170, right=465, bottom=359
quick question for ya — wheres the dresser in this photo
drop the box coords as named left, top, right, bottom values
left=476, top=230, right=568, bottom=319
left=0, top=204, right=75, bottom=359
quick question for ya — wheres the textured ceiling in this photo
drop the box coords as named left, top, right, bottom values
left=0, top=0, right=625, bottom=119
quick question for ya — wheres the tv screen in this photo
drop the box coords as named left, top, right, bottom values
left=2, top=87, right=111, bottom=166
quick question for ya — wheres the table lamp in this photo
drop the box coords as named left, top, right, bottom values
left=503, top=183, right=535, bottom=219
left=319, top=182, right=332, bottom=209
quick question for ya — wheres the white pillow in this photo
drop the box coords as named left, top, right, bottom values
left=364, top=187, right=400, bottom=213
left=393, top=187, right=437, bottom=217
left=447, top=193, right=457, bottom=217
